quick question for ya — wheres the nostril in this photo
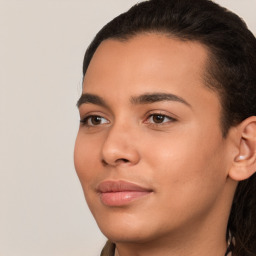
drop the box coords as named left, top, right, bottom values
left=101, top=158, right=129, bottom=166
left=101, top=159, right=108, bottom=166
left=118, top=158, right=129, bottom=163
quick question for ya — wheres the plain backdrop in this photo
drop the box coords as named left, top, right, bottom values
left=0, top=0, right=255, bottom=255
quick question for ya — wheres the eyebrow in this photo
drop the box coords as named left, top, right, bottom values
left=77, top=93, right=108, bottom=108
left=77, top=92, right=190, bottom=108
left=130, top=93, right=190, bottom=107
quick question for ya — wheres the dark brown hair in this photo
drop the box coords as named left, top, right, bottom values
left=82, top=0, right=256, bottom=255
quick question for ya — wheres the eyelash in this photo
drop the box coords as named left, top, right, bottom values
left=145, top=113, right=177, bottom=126
left=80, top=113, right=177, bottom=128
left=80, top=115, right=109, bottom=127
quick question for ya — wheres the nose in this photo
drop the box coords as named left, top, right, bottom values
left=101, top=123, right=140, bottom=167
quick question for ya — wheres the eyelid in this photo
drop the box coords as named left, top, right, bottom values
left=143, top=110, right=178, bottom=125
left=81, top=115, right=108, bottom=124
left=79, top=112, right=110, bottom=127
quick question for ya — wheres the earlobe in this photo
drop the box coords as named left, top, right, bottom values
left=229, top=116, right=256, bottom=181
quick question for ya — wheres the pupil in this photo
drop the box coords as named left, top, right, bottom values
left=92, top=116, right=101, bottom=125
left=153, top=115, right=164, bottom=123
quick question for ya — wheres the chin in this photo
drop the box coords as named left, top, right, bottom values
left=94, top=212, right=156, bottom=243
left=101, top=228, right=155, bottom=244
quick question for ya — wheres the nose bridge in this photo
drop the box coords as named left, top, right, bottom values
left=101, top=119, right=140, bottom=166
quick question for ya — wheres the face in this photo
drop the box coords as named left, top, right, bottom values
left=74, top=34, right=234, bottom=244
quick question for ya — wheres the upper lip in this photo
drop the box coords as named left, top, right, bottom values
left=97, top=180, right=153, bottom=193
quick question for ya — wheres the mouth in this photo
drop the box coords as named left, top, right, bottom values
left=96, top=180, right=153, bottom=207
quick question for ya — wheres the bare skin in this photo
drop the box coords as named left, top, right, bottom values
left=74, top=34, right=256, bottom=256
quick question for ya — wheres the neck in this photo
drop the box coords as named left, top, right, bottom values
left=115, top=232, right=227, bottom=256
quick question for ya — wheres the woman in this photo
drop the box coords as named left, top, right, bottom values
left=74, top=0, right=256, bottom=255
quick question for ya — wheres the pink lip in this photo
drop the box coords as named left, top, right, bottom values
left=97, top=180, right=153, bottom=206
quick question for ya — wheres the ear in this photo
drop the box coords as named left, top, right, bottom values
left=228, top=116, right=256, bottom=181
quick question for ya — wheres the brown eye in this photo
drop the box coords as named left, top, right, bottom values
left=152, top=114, right=165, bottom=123
left=80, top=115, right=109, bottom=126
left=90, top=116, right=103, bottom=125
left=147, top=114, right=176, bottom=125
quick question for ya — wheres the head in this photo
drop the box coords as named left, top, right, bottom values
left=75, top=0, right=256, bottom=255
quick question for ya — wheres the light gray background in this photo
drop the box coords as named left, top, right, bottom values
left=1, top=1, right=255, bottom=255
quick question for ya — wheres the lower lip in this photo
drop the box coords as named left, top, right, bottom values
left=100, top=191, right=151, bottom=206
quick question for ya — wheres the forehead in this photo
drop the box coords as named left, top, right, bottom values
left=83, top=33, right=210, bottom=92
left=82, top=33, right=222, bottom=131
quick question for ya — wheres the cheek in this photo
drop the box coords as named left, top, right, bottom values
left=141, top=127, right=227, bottom=202
left=74, top=131, right=101, bottom=182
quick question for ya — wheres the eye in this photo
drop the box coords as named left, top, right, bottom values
left=80, top=115, right=109, bottom=127
left=147, top=114, right=176, bottom=124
